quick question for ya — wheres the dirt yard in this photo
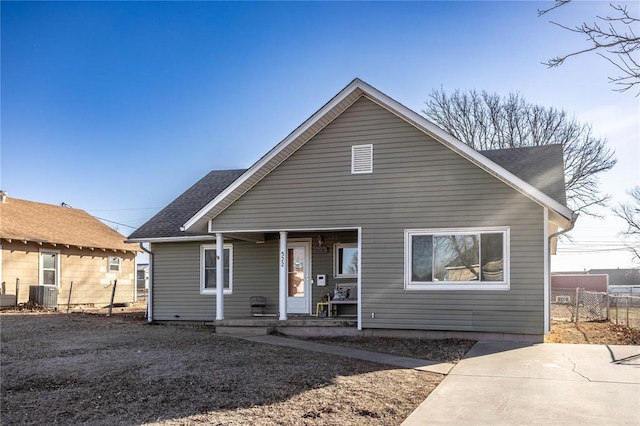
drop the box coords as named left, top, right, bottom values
left=1, top=310, right=461, bottom=426
left=546, top=320, right=640, bottom=344
left=3, top=308, right=639, bottom=426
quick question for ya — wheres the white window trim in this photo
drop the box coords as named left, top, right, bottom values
left=108, top=256, right=121, bottom=272
left=39, top=249, right=60, bottom=288
left=351, top=144, right=373, bottom=174
left=404, top=227, right=510, bottom=291
left=200, top=243, right=233, bottom=295
left=334, top=242, right=358, bottom=279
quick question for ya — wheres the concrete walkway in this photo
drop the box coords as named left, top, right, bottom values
left=243, top=334, right=455, bottom=374
left=403, top=341, right=640, bottom=426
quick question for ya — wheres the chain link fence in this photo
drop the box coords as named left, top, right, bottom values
left=609, top=294, right=640, bottom=329
left=136, top=288, right=148, bottom=301
left=551, top=288, right=578, bottom=321
left=551, top=287, right=640, bottom=329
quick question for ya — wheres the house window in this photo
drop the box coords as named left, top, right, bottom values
left=108, top=257, right=121, bottom=272
left=40, top=250, right=60, bottom=286
left=404, top=227, right=509, bottom=290
left=334, top=243, right=358, bottom=278
left=351, top=144, right=373, bottom=174
left=200, top=244, right=233, bottom=295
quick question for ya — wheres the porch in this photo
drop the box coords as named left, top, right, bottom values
left=207, top=228, right=361, bottom=327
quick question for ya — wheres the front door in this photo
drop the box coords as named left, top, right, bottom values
left=287, top=241, right=311, bottom=314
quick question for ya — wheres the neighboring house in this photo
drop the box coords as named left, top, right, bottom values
left=0, top=193, right=141, bottom=307
left=137, top=263, right=149, bottom=290
left=588, top=268, right=640, bottom=287
left=551, top=274, right=609, bottom=293
left=551, top=269, right=640, bottom=294
left=128, top=79, right=574, bottom=341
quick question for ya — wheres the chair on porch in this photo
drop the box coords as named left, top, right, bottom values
left=250, top=296, right=267, bottom=316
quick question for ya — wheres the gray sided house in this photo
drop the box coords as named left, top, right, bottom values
left=129, top=79, right=574, bottom=341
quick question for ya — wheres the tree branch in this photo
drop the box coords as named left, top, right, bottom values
left=423, top=89, right=617, bottom=215
left=540, top=1, right=640, bottom=95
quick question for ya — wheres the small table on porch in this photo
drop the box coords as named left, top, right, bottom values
left=327, top=299, right=357, bottom=317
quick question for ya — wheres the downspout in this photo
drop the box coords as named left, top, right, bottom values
left=549, top=213, right=579, bottom=241
left=139, top=243, right=153, bottom=323
left=546, top=212, right=578, bottom=333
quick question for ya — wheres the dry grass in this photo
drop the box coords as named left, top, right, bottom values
left=1, top=311, right=453, bottom=426
left=297, top=336, right=476, bottom=362
left=546, top=320, right=640, bottom=344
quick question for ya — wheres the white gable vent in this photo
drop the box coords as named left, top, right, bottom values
left=351, top=144, right=373, bottom=174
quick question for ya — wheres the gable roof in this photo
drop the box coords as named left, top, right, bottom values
left=179, top=79, right=573, bottom=233
left=129, top=145, right=567, bottom=241
left=0, top=196, right=140, bottom=252
left=481, top=145, right=567, bottom=206
left=128, top=169, right=246, bottom=240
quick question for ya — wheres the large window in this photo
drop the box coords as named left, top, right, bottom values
left=334, top=243, right=358, bottom=278
left=40, top=250, right=60, bottom=286
left=200, top=244, right=233, bottom=295
left=405, top=228, right=509, bottom=290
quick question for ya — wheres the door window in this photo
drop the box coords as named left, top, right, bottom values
left=288, top=247, right=305, bottom=298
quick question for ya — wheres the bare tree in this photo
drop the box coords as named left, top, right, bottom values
left=539, top=0, right=640, bottom=94
left=612, top=186, right=640, bottom=261
left=423, top=89, right=617, bottom=214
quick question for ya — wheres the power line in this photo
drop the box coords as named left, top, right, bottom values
left=94, top=216, right=138, bottom=229
left=88, top=207, right=163, bottom=212
left=60, top=201, right=141, bottom=230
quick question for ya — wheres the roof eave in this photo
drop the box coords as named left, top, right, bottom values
left=357, top=82, right=574, bottom=224
left=181, top=78, right=366, bottom=232
left=127, top=235, right=216, bottom=243
left=0, top=236, right=141, bottom=253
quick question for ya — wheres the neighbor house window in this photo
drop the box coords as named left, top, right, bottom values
left=40, top=250, right=60, bottom=287
left=108, top=256, right=121, bottom=272
left=334, top=243, right=358, bottom=278
left=200, top=244, right=233, bottom=295
left=404, top=227, right=509, bottom=290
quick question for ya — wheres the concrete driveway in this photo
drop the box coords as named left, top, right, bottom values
left=403, top=342, right=640, bottom=426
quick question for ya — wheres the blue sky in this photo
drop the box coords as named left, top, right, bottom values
left=2, top=1, right=638, bottom=270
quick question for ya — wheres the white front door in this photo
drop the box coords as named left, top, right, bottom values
left=287, top=241, right=311, bottom=314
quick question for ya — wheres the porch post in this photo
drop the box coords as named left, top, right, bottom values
left=216, top=233, right=224, bottom=321
left=279, top=231, right=288, bottom=320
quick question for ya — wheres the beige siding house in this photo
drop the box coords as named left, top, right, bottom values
left=0, top=194, right=141, bottom=307
left=129, top=79, right=575, bottom=341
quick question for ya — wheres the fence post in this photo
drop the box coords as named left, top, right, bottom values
left=15, top=277, right=20, bottom=306
left=66, top=281, right=73, bottom=314
left=574, top=287, right=580, bottom=322
left=626, top=296, right=630, bottom=327
left=107, top=279, right=117, bottom=317
left=1, top=281, right=5, bottom=295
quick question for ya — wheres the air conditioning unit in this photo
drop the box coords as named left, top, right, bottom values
left=29, top=285, right=58, bottom=309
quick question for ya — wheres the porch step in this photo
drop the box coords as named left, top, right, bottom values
left=276, top=326, right=361, bottom=337
left=215, top=326, right=274, bottom=336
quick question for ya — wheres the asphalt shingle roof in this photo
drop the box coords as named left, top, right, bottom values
left=0, top=197, right=140, bottom=252
left=128, top=169, right=246, bottom=240
left=482, top=144, right=567, bottom=206
left=129, top=146, right=567, bottom=240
